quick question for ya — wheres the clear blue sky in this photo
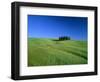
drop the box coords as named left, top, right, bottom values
left=28, top=15, right=87, bottom=40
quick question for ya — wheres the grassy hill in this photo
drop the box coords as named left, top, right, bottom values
left=28, top=38, right=88, bottom=66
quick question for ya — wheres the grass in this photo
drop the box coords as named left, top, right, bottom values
left=28, top=38, right=88, bottom=66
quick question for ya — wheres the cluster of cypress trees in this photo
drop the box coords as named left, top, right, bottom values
left=59, top=36, right=70, bottom=41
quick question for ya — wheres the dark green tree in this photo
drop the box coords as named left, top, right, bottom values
left=59, top=36, right=70, bottom=41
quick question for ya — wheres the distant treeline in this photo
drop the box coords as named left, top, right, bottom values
left=59, top=36, right=70, bottom=41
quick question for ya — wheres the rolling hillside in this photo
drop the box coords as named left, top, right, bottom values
left=28, top=38, right=88, bottom=66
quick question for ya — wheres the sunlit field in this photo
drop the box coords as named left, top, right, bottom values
left=28, top=38, right=87, bottom=66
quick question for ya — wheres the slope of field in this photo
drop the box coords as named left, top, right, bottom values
left=28, top=38, right=88, bottom=66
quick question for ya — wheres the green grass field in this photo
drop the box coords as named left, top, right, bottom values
left=28, top=38, right=88, bottom=66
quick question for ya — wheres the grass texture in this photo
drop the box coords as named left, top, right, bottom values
left=28, top=38, right=88, bottom=66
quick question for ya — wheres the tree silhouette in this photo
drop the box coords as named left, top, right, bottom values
left=59, top=36, right=70, bottom=41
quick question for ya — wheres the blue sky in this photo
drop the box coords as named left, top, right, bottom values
left=28, top=15, right=87, bottom=40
